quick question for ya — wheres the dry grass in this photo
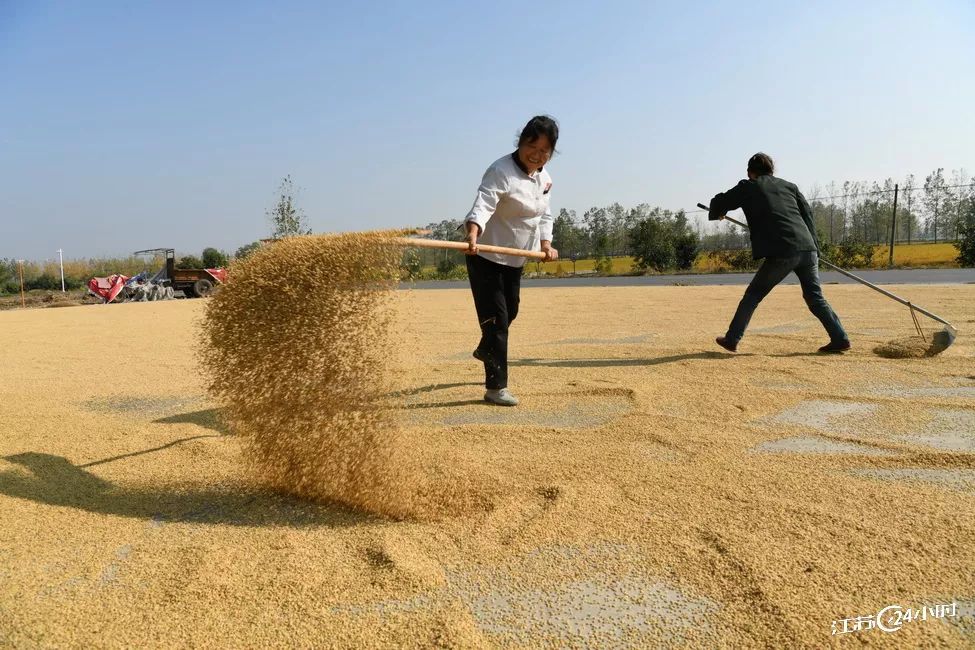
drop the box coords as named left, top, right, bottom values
left=695, top=242, right=962, bottom=273
left=523, top=242, right=962, bottom=276
left=0, top=289, right=94, bottom=310
left=1, top=282, right=973, bottom=647
left=880, top=242, right=961, bottom=267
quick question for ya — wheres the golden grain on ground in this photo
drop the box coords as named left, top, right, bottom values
left=874, top=336, right=935, bottom=359
left=1, top=281, right=973, bottom=647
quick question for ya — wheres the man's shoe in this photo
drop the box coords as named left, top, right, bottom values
left=715, top=336, right=738, bottom=353
left=818, top=340, right=851, bottom=353
left=484, top=388, right=519, bottom=406
left=473, top=348, right=485, bottom=362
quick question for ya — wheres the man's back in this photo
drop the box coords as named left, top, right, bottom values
left=709, top=175, right=818, bottom=260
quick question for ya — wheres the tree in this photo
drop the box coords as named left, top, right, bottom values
left=421, top=219, right=465, bottom=271
left=900, top=174, right=917, bottom=243
left=956, top=188, right=975, bottom=267
left=582, top=207, right=611, bottom=258
left=201, top=247, right=229, bottom=268
left=629, top=210, right=699, bottom=272
left=946, top=169, right=972, bottom=241
left=552, top=209, right=584, bottom=259
left=630, top=217, right=674, bottom=271
left=177, top=255, right=204, bottom=270
left=923, top=168, right=946, bottom=242
left=0, top=258, right=13, bottom=292
left=268, top=175, right=311, bottom=238
left=428, top=219, right=465, bottom=242
left=235, top=241, right=262, bottom=259
left=607, top=202, right=628, bottom=255
left=671, top=211, right=700, bottom=269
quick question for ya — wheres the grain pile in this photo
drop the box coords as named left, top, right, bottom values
left=872, top=333, right=956, bottom=359
left=873, top=336, right=931, bottom=358
left=199, top=232, right=471, bottom=519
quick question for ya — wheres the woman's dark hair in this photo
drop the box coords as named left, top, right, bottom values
left=517, top=115, right=559, bottom=151
left=747, top=152, right=774, bottom=176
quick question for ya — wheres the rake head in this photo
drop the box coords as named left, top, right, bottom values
left=928, top=325, right=957, bottom=356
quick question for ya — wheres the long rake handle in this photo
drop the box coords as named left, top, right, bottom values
left=697, top=203, right=957, bottom=331
left=396, top=237, right=547, bottom=260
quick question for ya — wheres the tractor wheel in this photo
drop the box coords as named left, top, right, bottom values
left=193, top=279, right=214, bottom=298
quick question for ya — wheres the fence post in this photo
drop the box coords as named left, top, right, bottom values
left=888, top=184, right=898, bottom=267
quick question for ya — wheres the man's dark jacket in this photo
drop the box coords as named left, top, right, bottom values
left=708, top=175, right=818, bottom=260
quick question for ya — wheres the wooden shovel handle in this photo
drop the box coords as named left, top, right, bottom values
left=396, top=237, right=547, bottom=260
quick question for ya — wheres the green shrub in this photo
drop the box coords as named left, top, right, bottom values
left=956, top=203, right=975, bottom=267
left=714, top=249, right=756, bottom=271
left=177, top=255, right=204, bottom=270
left=400, top=250, right=423, bottom=280
left=831, top=236, right=874, bottom=268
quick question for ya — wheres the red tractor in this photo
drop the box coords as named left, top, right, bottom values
left=133, top=248, right=228, bottom=298
left=88, top=249, right=227, bottom=303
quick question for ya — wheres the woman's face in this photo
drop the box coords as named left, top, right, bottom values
left=517, top=135, right=553, bottom=172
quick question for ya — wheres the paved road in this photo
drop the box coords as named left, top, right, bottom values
left=405, top=268, right=975, bottom=290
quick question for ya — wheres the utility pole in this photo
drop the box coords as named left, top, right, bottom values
left=17, top=260, right=26, bottom=308
left=888, top=184, right=898, bottom=267
left=57, top=248, right=66, bottom=292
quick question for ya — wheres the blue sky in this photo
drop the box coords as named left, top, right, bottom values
left=2, top=1, right=973, bottom=261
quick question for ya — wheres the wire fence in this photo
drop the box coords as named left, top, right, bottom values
left=687, top=180, right=975, bottom=249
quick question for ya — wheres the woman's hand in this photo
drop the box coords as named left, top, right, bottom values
left=541, top=241, right=559, bottom=262
left=465, top=222, right=480, bottom=255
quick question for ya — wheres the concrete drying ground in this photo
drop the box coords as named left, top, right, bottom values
left=1, top=284, right=973, bottom=648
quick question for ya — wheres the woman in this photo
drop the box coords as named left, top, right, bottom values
left=463, top=115, right=559, bottom=406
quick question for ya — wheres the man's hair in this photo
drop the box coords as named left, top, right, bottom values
left=747, top=152, right=774, bottom=176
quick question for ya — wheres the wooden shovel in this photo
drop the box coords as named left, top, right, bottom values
left=396, top=237, right=547, bottom=260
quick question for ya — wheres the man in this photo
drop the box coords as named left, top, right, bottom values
left=708, top=153, right=850, bottom=353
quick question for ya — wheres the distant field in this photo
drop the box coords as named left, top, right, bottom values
left=439, top=241, right=963, bottom=277
left=879, top=242, right=960, bottom=267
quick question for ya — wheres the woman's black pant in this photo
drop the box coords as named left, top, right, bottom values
left=466, top=254, right=522, bottom=390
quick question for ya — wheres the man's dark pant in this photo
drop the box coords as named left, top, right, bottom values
left=466, top=254, right=522, bottom=390
left=726, top=251, right=848, bottom=344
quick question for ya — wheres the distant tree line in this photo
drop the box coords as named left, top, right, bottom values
left=0, top=246, right=234, bottom=294
left=175, top=247, right=230, bottom=270
left=6, top=171, right=972, bottom=295
left=802, top=168, right=974, bottom=247
left=404, top=204, right=701, bottom=279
